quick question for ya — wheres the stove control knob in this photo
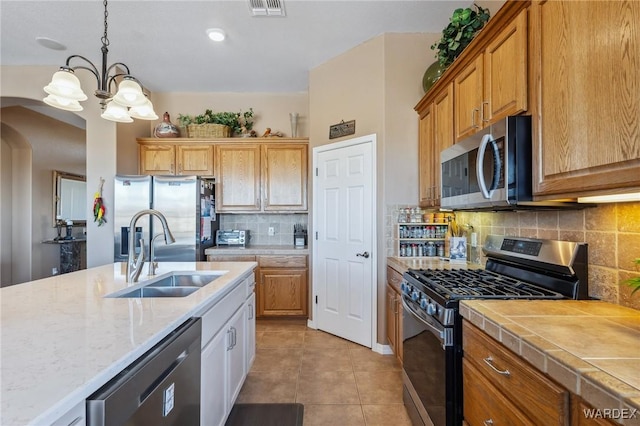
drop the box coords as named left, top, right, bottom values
left=420, top=298, right=428, bottom=310
left=411, top=291, right=420, bottom=301
left=401, top=282, right=409, bottom=294
left=426, top=303, right=437, bottom=316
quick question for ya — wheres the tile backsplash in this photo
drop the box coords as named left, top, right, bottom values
left=386, top=202, right=640, bottom=309
left=219, top=214, right=308, bottom=246
left=455, top=202, right=640, bottom=310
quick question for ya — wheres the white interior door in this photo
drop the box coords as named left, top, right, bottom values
left=313, top=135, right=376, bottom=348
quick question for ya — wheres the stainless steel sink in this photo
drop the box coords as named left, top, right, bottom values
left=114, top=286, right=201, bottom=298
left=105, top=271, right=226, bottom=298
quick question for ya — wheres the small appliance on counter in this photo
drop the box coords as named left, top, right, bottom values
left=216, top=230, right=250, bottom=247
left=294, top=223, right=307, bottom=248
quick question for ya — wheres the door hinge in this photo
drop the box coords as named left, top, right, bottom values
left=315, top=231, right=318, bottom=240
left=315, top=167, right=318, bottom=176
left=315, top=295, right=318, bottom=304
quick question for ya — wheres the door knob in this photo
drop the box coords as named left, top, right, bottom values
left=356, top=251, right=370, bottom=258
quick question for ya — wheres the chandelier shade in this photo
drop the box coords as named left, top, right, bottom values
left=42, top=0, right=156, bottom=123
left=129, top=98, right=159, bottom=120
left=43, top=69, right=88, bottom=102
left=101, top=100, right=134, bottom=123
left=43, top=94, right=83, bottom=112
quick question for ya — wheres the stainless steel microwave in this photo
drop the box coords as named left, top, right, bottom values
left=440, top=116, right=580, bottom=210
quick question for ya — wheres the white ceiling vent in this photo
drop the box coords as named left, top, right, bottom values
left=248, top=0, right=285, bottom=17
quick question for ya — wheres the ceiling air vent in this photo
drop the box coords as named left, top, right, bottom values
left=248, top=0, right=285, bottom=16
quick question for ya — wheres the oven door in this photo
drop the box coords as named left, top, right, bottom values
left=401, top=297, right=459, bottom=426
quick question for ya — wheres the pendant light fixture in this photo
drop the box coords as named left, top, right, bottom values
left=43, top=0, right=158, bottom=122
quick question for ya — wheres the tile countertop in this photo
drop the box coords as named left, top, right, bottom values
left=0, top=261, right=257, bottom=426
left=206, top=244, right=309, bottom=255
left=460, top=300, right=640, bottom=422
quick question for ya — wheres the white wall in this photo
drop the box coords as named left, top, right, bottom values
left=309, top=32, right=439, bottom=344
left=1, top=65, right=117, bottom=268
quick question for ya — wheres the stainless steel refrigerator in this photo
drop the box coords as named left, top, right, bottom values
left=114, top=175, right=219, bottom=262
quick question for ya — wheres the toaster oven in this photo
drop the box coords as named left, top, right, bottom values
left=216, top=230, right=250, bottom=247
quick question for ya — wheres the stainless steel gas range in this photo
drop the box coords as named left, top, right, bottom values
left=401, top=235, right=589, bottom=426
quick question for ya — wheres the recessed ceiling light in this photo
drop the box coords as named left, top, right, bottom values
left=206, top=28, right=226, bottom=42
left=36, top=37, right=67, bottom=51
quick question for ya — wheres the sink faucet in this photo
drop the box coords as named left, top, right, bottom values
left=126, top=209, right=175, bottom=283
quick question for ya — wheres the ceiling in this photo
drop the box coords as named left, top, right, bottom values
left=1, top=0, right=474, bottom=94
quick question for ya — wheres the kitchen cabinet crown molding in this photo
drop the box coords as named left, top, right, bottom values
left=137, top=137, right=309, bottom=145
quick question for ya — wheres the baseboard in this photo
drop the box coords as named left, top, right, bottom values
left=375, top=343, right=394, bottom=355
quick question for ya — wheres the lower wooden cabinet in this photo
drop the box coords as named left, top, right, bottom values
left=463, top=320, right=569, bottom=425
left=386, top=266, right=403, bottom=362
left=257, top=255, right=308, bottom=317
left=571, top=394, right=618, bottom=426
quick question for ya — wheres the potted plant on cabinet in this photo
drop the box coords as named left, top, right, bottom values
left=423, top=4, right=490, bottom=93
left=177, top=108, right=254, bottom=138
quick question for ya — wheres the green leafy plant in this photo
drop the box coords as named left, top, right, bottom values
left=431, top=4, right=490, bottom=68
left=178, top=108, right=254, bottom=135
left=622, top=258, right=640, bottom=295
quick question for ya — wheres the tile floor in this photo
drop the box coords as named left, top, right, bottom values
left=236, top=319, right=413, bottom=425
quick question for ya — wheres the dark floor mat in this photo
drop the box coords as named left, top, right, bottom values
left=225, top=403, right=304, bottom=426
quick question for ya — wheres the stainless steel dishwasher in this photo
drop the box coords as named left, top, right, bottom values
left=87, top=318, right=201, bottom=426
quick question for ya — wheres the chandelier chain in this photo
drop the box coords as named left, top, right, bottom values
left=101, top=0, right=110, bottom=48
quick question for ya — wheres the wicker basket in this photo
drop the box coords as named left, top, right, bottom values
left=186, top=123, right=232, bottom=138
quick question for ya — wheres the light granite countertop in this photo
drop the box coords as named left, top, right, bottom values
left=460, top=300, right=640, bottom=424
left=0, top=261, right=257, bottom=426
left=206, top=244, right=309, bottom=255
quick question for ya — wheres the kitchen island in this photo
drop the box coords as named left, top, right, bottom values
left=0, top=261, right=257, bottom=426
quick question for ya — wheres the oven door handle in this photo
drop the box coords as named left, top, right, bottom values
left=401, top=298, right=448, bottom=346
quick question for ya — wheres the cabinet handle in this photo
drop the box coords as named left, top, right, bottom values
left=481, top=101, right=490, bottom=123
left=483, top=419, right=494, bottom=426
left=68, top=416, right=83, bottom=426
left=471, top=108, right=480, bottom=128
left=227, top=328, right=233, bottom=351
left=231, top=326, right=237, bottom=349
left=483, top=356, right=511, bottom=377
left=249, top=303, right=254, bottom=320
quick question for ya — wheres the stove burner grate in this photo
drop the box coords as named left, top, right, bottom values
left=407, top=268, right=564, bottom=300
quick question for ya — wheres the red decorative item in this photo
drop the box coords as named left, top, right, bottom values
left=93, top=177, right=106, bottom=226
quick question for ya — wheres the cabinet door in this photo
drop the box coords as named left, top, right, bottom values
left=258, top=268, right=308, bottom=317
left=484, top=8, right=528, bottom=123
left=227, top=306, right=247, bottom=409
left=177, top=144, right=214, bottom=176
left=531, top=0, right=640, bottom=197
left=246, top=292, right=256, bottom=370
left=215, top=145, right=261, bottom=212
left=418, top=104, right=435, bottom=207
left=262, top=144, right=308, bottom=211
left=455, top=55, right=484, bottom=141
left=201, top=326, right=228, bottom=426
left=433, top=82, right=455, bottom=203
left=463, top=358, right=532, bottom=426
left=139, top=145, right=175, bottom=175
left=386, top=285, right=397, bottom=355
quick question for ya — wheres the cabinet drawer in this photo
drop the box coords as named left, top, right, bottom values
left=207, top=255, right=256, bottom=262
left=197, top=281, right=246, bottom=347
left=386, top=266, right=403, bottom=292
left=463, top=321, right=568, bottom=426
left=258, top=255, right=307, bottom=268
left=464, top=358, right=531, bottom=426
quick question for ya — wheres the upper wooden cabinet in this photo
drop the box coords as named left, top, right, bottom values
left=137, top=138, right=308, bottom=212
left=530, top=0, right=640, bottom=198
left=138, top=142, right=214, bottom=176
left=455, top=8, right=528, bottom=141
left=214, top=141, right=308, bottom=213
left=262, top=144, right=308, bottom=211
left=418, top=82, right=455, bottom=207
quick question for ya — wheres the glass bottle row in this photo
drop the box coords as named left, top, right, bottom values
left=399, top=241, right=445, bottom=257
left=399, top=225, right=448, bottom=239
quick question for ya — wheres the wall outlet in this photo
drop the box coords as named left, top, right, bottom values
left=268, top=226, right=275, bottom=236
left=52, top=267, right=58, bottom=275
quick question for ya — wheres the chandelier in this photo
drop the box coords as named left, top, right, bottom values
left=42, top=0, right=157, bottom=123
